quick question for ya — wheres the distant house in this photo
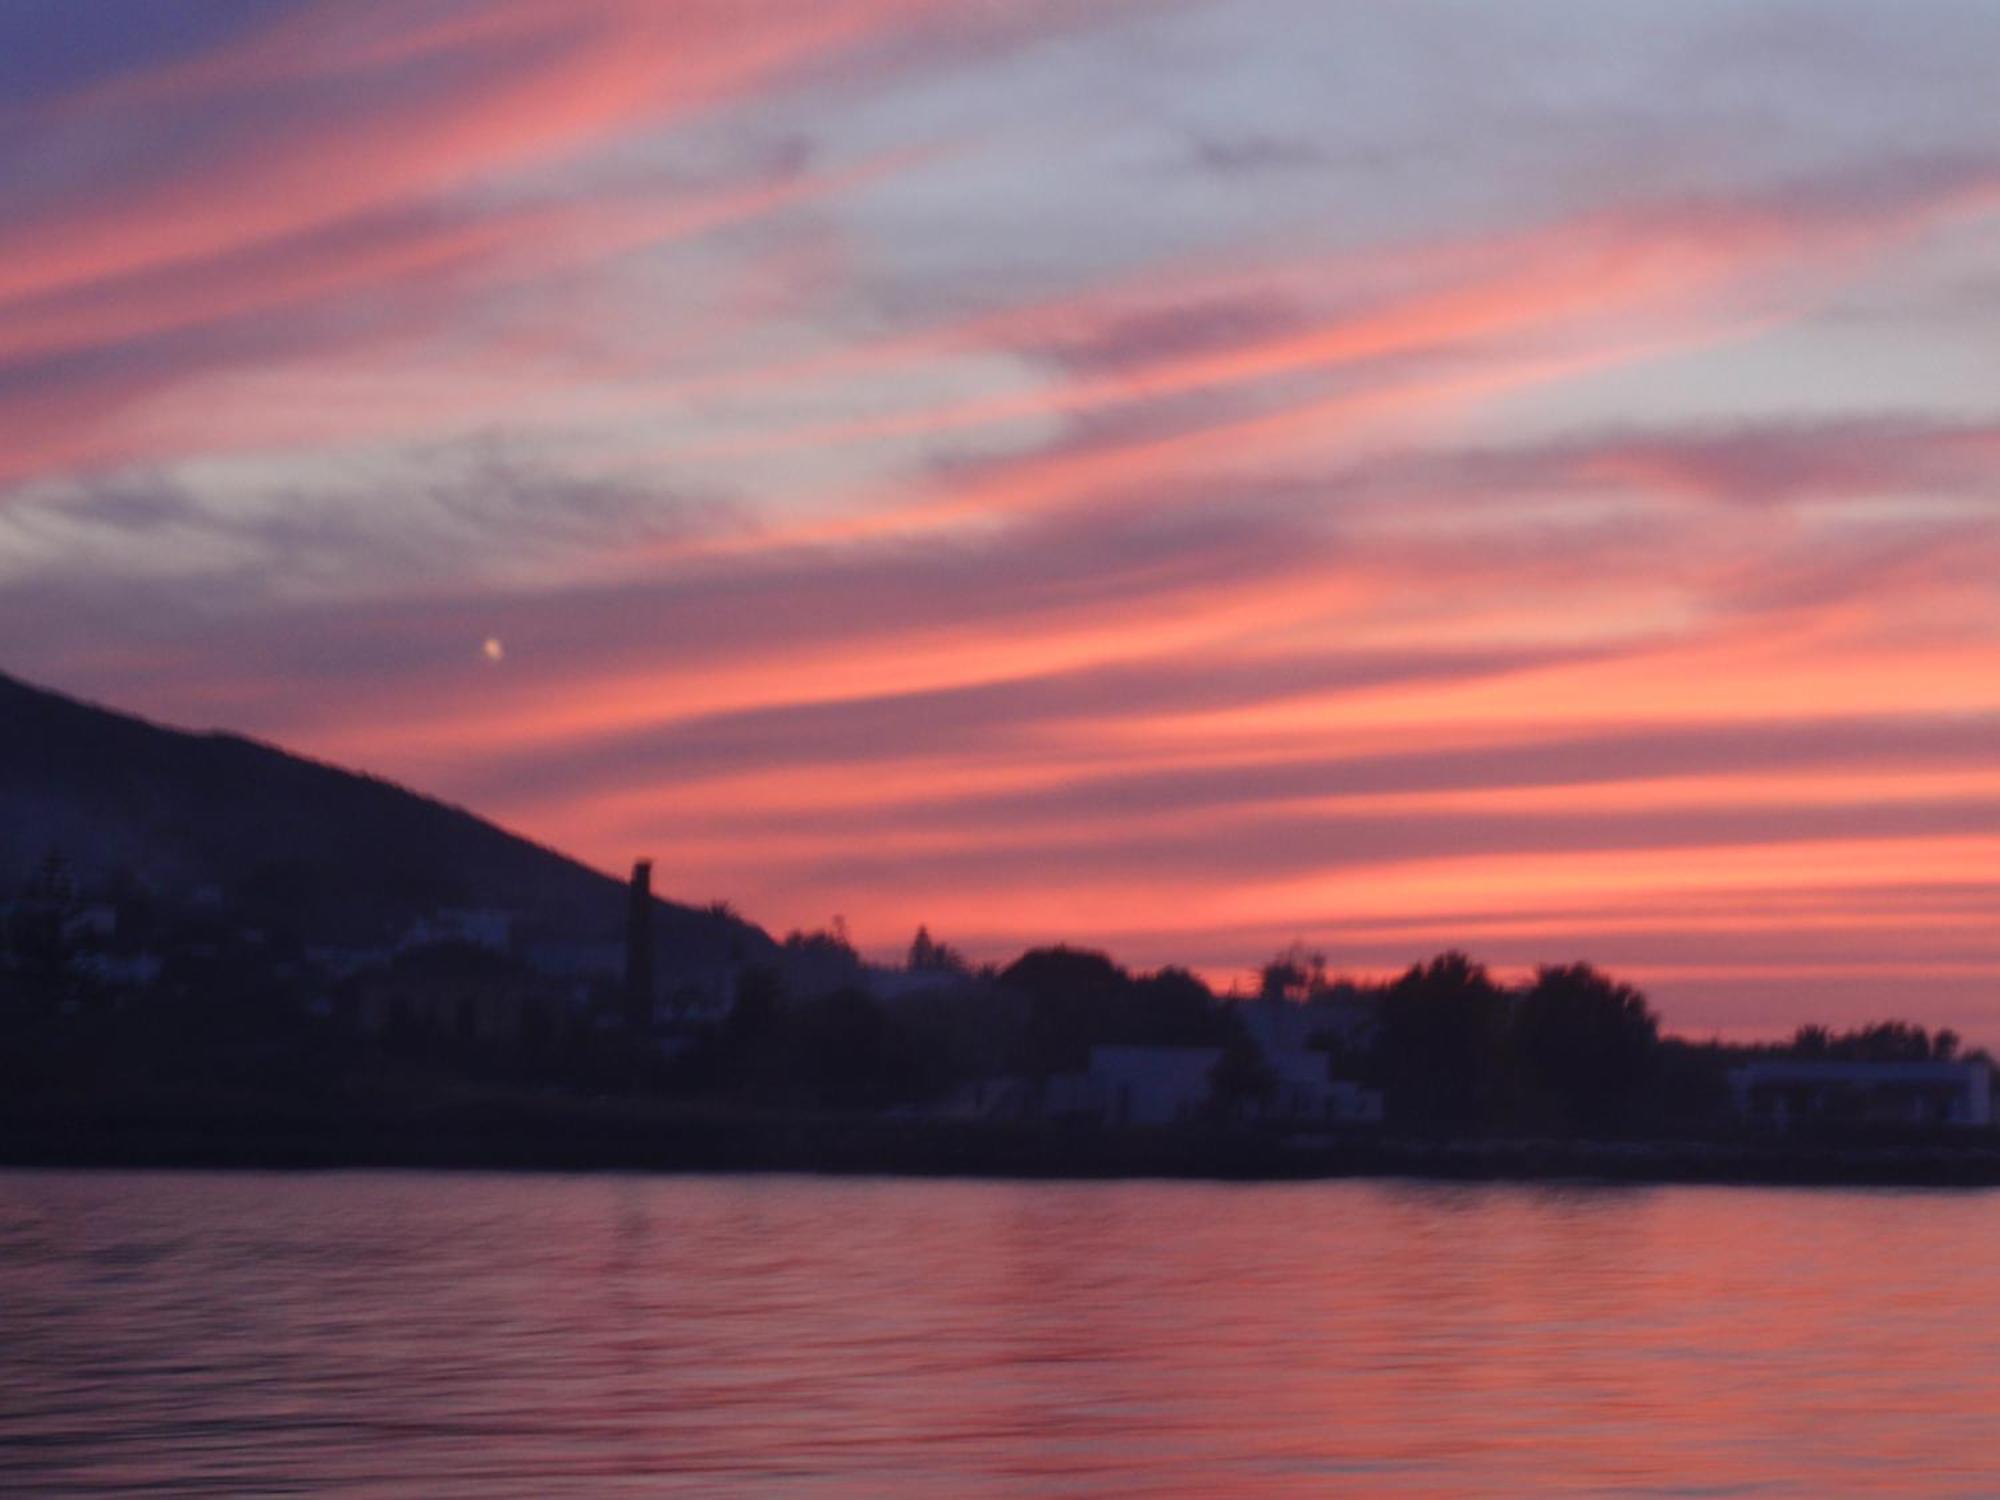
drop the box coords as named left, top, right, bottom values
left=307, top=945, right=396, bottom=981
left=937, top=1075, right=1041, bottom=1121
left=398, top=908, right=513, bottom=954
left=60, top=903, right=118, bottom=945
left=74, top=951, right=164, bottom=989
left=1236, top=996, right=1385, bottom=1125
left=520, top=939, right=626, bottom=1010
left=1016, top=1010, right=1389, bottom=1129
left=352, top=945, right=563, bottom=1047
left=1729, top=1059, right=1993, bottom=1130
left=1048, top=1044, right=1225, bottom=1126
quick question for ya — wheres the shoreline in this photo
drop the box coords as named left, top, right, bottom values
left=7, top=1105, right=2000, bottom=1188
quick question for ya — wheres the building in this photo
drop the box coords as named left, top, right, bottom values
left=74, top=951, right=163, bottom=988
left=1236, top=995, right=1385, bottom=1125
left=60, top=903, right=118, bottom=945
left=307, top=944, right=396, bottom=980
left=936, top=1075, right=1040, bottom=1120
left=352, top=946, right=564, bottom=1047
left=1047, top=1044, right=1225, bottom=1126
left=398, top=908, right=513, bottom=954
left=1729, top=1059, right=1993, bottom=1130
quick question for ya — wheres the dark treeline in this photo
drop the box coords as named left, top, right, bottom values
left=0, top=859, right=1985, bottom=1148
left=619, top=943, right=1981, bottom=1139
left=1258, top=947, right=1980, bottom=1136
left=1789, top=1020, right=1963, bottom=1062
left=1362, top=953, right=1662, bottom=1135
left=661, top=945, right=1235, bottom=1112
left=669, top=939, right=1678, bottom=1131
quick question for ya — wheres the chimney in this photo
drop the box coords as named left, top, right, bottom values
left=624, top=858, right=655, bottom=1033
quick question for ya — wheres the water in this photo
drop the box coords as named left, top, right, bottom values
left=4, top=1171, right=1999, bottom=1496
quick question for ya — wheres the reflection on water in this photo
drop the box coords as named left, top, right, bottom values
left=4, top=1171, right=2000, bottom=1496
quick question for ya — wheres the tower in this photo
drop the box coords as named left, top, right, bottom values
left=623, top=858, right=655, bottom=1033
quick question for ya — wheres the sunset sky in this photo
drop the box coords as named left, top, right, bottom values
left=5, top=1, right=1998, bottom=1038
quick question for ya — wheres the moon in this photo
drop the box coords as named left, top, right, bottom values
left=482, top=637, right=505, bottom=663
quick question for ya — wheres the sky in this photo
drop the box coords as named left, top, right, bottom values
left=4, top=0, right=1998, bottom=1039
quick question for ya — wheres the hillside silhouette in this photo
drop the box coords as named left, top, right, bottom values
left=0, top=668, right=768, bottom=963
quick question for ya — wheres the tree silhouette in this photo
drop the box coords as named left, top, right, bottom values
left=908, top=925, right=971, bottom=975
left=1005, top=946, right=1136, bottom=1073
left=1003, top=946, right=1230, bottom=1074
left=1376, top=951, right=1508, bottom=1130
left=1514, top=962, right=1659, bottom=1133
left=1258, top=941, right=1327, bottom=1002
left=1790, top=1020, right=1961, bottom=1063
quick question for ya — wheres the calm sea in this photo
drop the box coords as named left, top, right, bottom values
left=4, top=1169, right=1999, bottom=1496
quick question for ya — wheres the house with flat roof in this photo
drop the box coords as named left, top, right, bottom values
left=1236, top=995, right=1385, bottom=1125
left=1729, top=1059, right=1992, bottom=1130
left=1044, top=1044, right=1224, bottom=1126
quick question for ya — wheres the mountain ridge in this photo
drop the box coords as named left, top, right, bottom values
left=0, top=667, right=769, bottom=965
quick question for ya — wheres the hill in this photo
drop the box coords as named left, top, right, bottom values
left=0, top=668, right=770, bottom=966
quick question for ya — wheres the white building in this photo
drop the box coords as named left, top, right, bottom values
left=1236, top=996, right=1385, bottom=1125
left=308, top=945, right=394, bottom=979
left=398, top=908, right=513, bottom=954
left=75, top=951, right=163, bottom=988
left=1048, top=1045, right=1224, bottom=1126
left=60, top=904, right=118, bottom=944
left=1729, top=1059, right=1992, bottom=1129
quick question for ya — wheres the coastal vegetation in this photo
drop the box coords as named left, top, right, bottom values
left=2, top=668, right=1992, bottom=1181
left=5, top=864, right=1987, bottom=1175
